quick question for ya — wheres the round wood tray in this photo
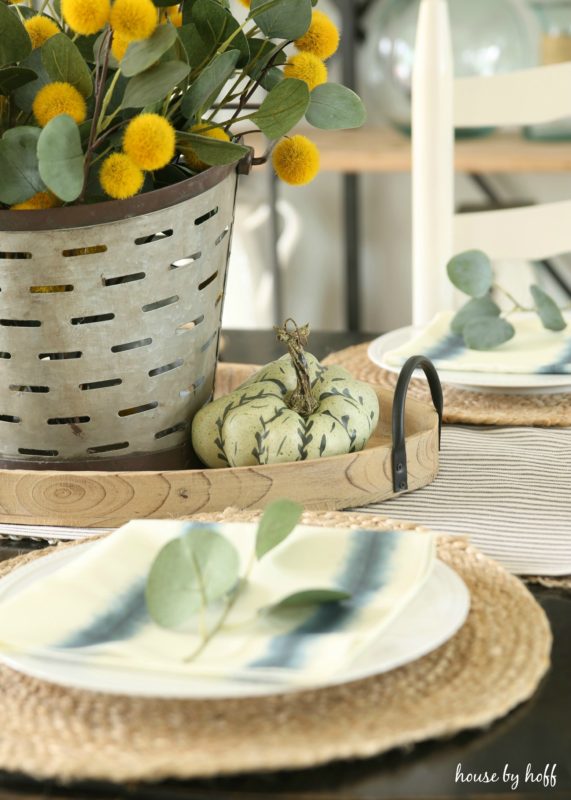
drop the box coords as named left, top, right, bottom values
left=0, top=362, right=440, bottom=529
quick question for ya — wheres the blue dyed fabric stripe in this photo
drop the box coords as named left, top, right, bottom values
left=250, top=530, right=398, bottom=670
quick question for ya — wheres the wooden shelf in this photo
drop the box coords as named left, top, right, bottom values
left=250, top=127, right=571, bottom=174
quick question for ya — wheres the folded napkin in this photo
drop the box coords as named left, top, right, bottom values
left=0, top=521, right=435, bottom=684
left=385, top=311, right=571, bottom=374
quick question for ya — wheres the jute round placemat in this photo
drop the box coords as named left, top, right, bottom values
left=323, top=343, right=571, bottom=428
left=0, top=510, right=551, bottom=784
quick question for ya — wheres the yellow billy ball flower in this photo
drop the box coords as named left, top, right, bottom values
left=111, top=33, right=130, bottom=61
left=11, top=191, right=60, bottom=211
left=295, top=10, right=340, bottom=61
left=99, top=153, right=144, bottom=199
left=284, top=52, right=328, bottom=91
left=33, top=82, right=87, bottom=127
left=110, top=0, right=157, bottom=42
left=272, top=135, right=320, bottom=186
left=180, top=123, right=230, bottom=171
left=123, top=113, right=176, bottom=171
left=25, top=15, right=60, bottom=49
left=61, top=0, right=110, bottom=35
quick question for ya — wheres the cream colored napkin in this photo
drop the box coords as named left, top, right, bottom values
left=385, top=311, right=571, bottom=374
left=0, top=521, right=435, bottom=684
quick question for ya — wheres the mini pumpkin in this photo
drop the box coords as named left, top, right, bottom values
left=192, top=321, right=380, bottom=469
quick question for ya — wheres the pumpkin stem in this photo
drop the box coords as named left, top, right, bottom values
left=275, top=319, right=319, bottom=417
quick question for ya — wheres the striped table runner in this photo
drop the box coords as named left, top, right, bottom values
left=357, top=426, right=571, bottom=576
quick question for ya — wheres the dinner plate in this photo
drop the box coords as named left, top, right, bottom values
left=369, top=327, right=571, bottom=395
left=0, top=543, right=469, bottom=699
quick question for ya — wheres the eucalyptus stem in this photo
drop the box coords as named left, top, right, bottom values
left=493, top=283, right=530, bottom=312
left=184, top=551, right=257, bottom=663
left=89, top=144, right=113, bottom=166
left=216, top=17, right=252, bottom=56
left=205, top=72, right=248, bottom=122
left=91, top=118, right=126, bottom=150
left=192, top=553, right=209, bottom=644
left=79, top=29, right=112, bottom=202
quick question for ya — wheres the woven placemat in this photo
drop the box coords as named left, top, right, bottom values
left=0, top=510, right=551, bottom=784
left=323, top=343, right=571, bottom=428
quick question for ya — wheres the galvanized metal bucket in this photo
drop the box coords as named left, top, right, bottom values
left=0, top=159, right=249, bottom=471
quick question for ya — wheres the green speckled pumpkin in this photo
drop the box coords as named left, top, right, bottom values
left=192, top=322, right=380, bottom=469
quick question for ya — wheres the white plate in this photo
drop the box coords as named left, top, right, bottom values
left=0, top=543, right=469, bottom=699
left=369, top=327, right=571, bottom=395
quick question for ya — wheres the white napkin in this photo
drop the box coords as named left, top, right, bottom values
left=0, top=521, right=435, bottom=684
left=385, top=311, right=571, bottom=374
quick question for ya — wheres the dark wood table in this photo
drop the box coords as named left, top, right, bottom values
left=0, top=331, right=569, bottom=800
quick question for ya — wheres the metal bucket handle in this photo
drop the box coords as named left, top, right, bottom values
left=391, top=355, right=443, bottom=493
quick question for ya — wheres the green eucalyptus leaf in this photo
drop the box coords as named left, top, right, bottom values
left=121, top=24, right=178, bottom=77
left=177, top=130, right=249, bottom=165
left=37, top=114, right=84, bottom=202
left=93, top=30, right=109, bottom=63
left=250, top=78, right=309, bottom=140
left=0, top=66, right=37, bottom=95
left=255, top=499, right=303, bottom=560
left=260, top=66, right=283, bottom=92
left=266, top=589, right=351, bottom=611
left=122, top=59, right=190, bottom=108
left=177, top=23, right=212, bottom=68
left=145, top=527, right=240, bottom=628
left=0, top=3, right=32, bottom=68
left=153, top=162, right=194, bottom=188
left=530, top=285, right=567, bottom=332
left=74, top=33, right=100, bottom=63
left=8, top=4, right=37, bottom=18
left=42, top=33, right=93, bottom=98
left=250, top=0, right=312, bottom=40
left=0, top=126, right=44, bottom=205
left=193, top=0, right=250, bottom=67
left=181, top=49, right=239, bottom=121
left=447, top=250, right=494, bottom=298
left=463, top=317, right=515, bottom=351
left=306, top=83, right=366, bottom=130
left=450, top=296, right=501, bottom=336
left=13, top=50, right=49, bottom=113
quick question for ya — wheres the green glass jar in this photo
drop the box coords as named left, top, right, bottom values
left=362, top=0, right=538, bottom=138
left=525, top=0, right=571, bottom=140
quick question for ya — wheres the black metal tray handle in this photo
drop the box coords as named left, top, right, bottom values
left=391, top=356, right=444, bottom=494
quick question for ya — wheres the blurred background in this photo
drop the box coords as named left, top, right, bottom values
left=224, top=0, right=571, bottom=332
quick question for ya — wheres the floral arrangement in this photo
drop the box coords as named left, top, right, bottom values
left=0, top=0, right=365, bottom=210
left=447, top=250, right=569, bottom=349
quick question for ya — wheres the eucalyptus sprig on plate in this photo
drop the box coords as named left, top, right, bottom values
left=145, top=499, right=353, bottom=662
left=447, top=250, right=569, bottom=350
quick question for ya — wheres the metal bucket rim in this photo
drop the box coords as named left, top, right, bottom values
left=0, top=156, right=250, bottom=233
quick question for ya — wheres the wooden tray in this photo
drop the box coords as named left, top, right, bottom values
left=0, top=362, right=441, bottom=529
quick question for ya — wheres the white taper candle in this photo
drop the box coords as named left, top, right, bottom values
left=412, top=0, right=455, bottom=327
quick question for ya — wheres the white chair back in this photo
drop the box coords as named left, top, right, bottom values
left=412, top=0, right=571, bottom=326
